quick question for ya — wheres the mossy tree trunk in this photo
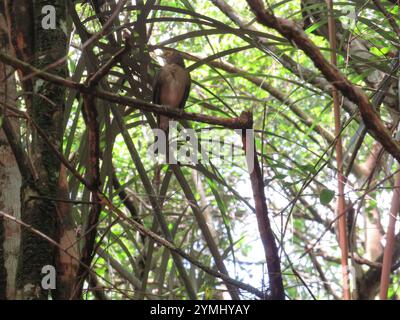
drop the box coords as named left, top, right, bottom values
left=17, top=0, right=68, bottom=300
left=3, top=0, right=68, bottom=300
left=0, top=4, right=22, bottom=300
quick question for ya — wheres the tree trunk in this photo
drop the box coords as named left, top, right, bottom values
left=1, top=0, right=68, bottom=299
left=0, top=6, right=22, bottom=300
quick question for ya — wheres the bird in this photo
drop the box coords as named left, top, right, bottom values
left=152, top=51, right=191, bottom=133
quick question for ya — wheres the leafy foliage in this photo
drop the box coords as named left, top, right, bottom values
left=49, top=0, right=400, bottom=299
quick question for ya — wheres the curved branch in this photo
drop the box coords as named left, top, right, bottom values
left=246, top=0, right=400, bottom=165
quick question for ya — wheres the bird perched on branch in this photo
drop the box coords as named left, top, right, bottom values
left=152, top=51, right=191, bottom=133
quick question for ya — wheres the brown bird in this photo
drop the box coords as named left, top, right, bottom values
left=152, top=51, right=191, bottom=132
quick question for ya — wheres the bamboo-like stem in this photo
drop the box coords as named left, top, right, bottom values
left=379, top=172, right=400, bottom=299
left=326, top=0, right=350, bottom=300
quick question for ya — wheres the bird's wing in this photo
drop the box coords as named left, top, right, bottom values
left=152, top=69, right=164, bottom=127
left=178, top=72, right=191, bottom=110
left=152, top=69, right=162, bottom=104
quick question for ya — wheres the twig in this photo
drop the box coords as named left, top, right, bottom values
left=0, top=210, right=130, bottom=299
left=86, top=44, right=130, bottom=87
left=373, top=0, right=400, bottom=37
left=0, top=51, right=252, bottom=129
left=245, top=0, right=400, bottom=164
left=241, top=128, right=284, bottom=300
left=82, top=0, right=128, bottom=50
left=72, top=93, right=102, bottom=299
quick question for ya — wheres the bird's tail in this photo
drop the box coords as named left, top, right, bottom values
left=158, top=115, right=171, bottom=162
left=159, top=115, right=170, bottom=132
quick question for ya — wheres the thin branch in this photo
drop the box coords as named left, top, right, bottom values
left=245, top=0, right=400, bottom=165
left=0, top=210, right=130, bottom=299
left=241, top=129, right=284, bottom=300
left=101, top=196, right=266, bottom=299
left=326, top=0, right=350, bottom=300
left=86, top=44, right=130, bottom=87
left=379, top=171, right=400, bottom=299
left=82, top=0, right=128, bottom=50
left=172, top=165, right=241, bottom=300
left=1, top=115, right=36, bottom=182
left=0, top=51, right=253, bottom=129
left=373, top=0, right=400, bottom=37
left=72, top=93, right=102, bottom=299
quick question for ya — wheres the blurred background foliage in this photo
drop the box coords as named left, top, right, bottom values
left=59, top=0, right=400, bottom=299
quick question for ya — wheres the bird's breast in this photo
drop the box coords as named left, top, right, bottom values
left=159, top=65, right=190, bottom=108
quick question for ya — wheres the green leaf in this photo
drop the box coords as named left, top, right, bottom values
left=273, top=173, right=287, bottom=180
left=370, top=46, right=390, bottom=57
left=304, top=20, right=325, bottom=34
left=320, top=189, right=335, bottom=206
left=299, top=164, right=317, bottom=175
